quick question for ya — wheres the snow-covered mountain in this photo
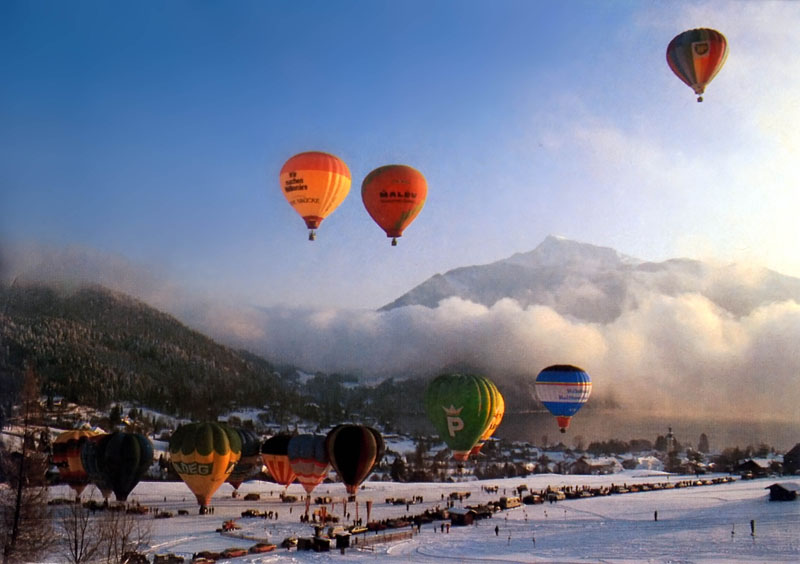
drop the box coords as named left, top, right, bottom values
left=380, top=235, right=800, bottom=322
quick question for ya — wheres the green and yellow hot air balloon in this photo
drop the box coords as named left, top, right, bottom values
left=169, top=422, right=241, bottom=513
left=424, top=373, right=498, bottom=461
left=471, top=380, right=505, bottom=455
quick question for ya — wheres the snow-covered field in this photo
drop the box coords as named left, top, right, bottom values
left=44, top=472, right=800, bottom=563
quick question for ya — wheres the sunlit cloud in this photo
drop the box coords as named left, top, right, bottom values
left=3, top=240, right=799, bottom=424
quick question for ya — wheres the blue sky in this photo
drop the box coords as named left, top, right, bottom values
left=2, top=0, right=799, bottom=310
left=3, top=1, right=800, bottom=427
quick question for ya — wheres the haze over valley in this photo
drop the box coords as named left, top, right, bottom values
left=3, top=236, right=798, bottom=449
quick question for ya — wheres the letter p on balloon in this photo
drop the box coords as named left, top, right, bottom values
left=444, top=405, right=465, bottom=437
left=447, top=416, right=464, bottom=437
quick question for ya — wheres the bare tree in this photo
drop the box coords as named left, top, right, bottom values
left=98, top=508, right=152, bottom=564
left=58, top=501, right=102, bottom=564
left=58, top=501, right=153, bottom=564
left=1, top=366, right=54, bottom=564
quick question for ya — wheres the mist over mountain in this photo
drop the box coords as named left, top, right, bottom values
left=3, top=237, right=799, bottom=424
left=239, top=237, right=800, bottom=422
left=382, top=235, right=800, bottom=322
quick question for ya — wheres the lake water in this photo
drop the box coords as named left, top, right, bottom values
left=402, top=410, right=799, bottom=452
left=495, top=410, right=800, bottom=452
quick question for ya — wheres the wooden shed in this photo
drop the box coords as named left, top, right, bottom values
left=765, top=482, right=800, bottom=501
left=448, top=507, right=476, bottom=526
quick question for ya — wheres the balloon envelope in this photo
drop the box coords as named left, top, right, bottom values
left=227, top=428, right=262, bottom=490
left=471, top=380, right=505, bottom=455
left=287, top=434, right=330, bottom=495
left=81, top=434, right=114, bottom=499
left=424, top=373, right=496, bottom=461
left=260, top=434, right=296, bottom=487
left=81, top=432, right=153, bottom=501
left=326, top=424, right=385, bottom=495
left=361, top=164, right=427, bottom=245
left=169, top=422, right=241, bottom=508
left=53, top=430, right=97, bottom=496
left=280, top=151, right=351, bottom=240
left=535, top=364, right=592, bottom=433
left=666, top=28, right=728, bottom=101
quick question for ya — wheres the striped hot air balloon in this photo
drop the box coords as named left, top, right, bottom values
left=534, top=365, right=592, bottom=433
left=226, top=428, right=262, bottom=491
left=81, top=432, right=153, bottom=502
left=169, top=422, right=241, bottom=512
left=260, top=434, right=296, bottom=488
left=471, top=380, right=505, bottom=455
left=287, top=434, right=329, bottom=495
left=280, top=151, right=351, bottom=240
left=666, top=28, right=728, bottom=102
left=53, top=429, right=97, bottom=498
left=424, top=373, right=497, bottom=461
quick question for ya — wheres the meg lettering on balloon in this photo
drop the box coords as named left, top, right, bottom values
left=173, top=461, right=213, bottom=476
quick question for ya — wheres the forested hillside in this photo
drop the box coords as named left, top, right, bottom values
left=0, top=283, right=436, bottom=430
left=0, top=284, right=300, bottom=420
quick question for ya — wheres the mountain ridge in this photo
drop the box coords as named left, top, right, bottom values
left=380, top=236, right=800, bottom=322
left=0, top=284, right=296, bottom=420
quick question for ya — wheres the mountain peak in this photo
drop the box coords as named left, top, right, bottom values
left=380, top=236, right=800, bottom=321
left=501, top=236, right=639, bottom=271
left=379, top=236, right=644, bottom=316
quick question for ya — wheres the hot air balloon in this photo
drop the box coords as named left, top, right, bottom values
left=326, top=424, right=385, bottom=496
left=424, top=373, right=497, bottom=461
left=361, top=164, right=427, bottom=246
left=81, top=432, right=153, bottom=502
left=80, top=433, right=113, bottom=500
left=169, top=422, right=241, bottom=513
left=226, top=428, right=262, bottom=492
left=534, top=364, right=592, bottom=433
left=260, top=434, right=296, bottom=488
left=666, top=28, right=728, bottom=102
left=287, top=434, right=329, bottom=496
left=280, top=151, right=351, bottom=240
left=53, top=429, right=97, bottom=498
left=471, top=380, right=505, bottom=455
left=287, top=434, right=330, bottom=515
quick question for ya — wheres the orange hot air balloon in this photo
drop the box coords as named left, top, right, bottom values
left=53, top=429, right=97, bottom=498
left=168, top=422, right=241, bottom=513
left=361, top=164, right=427, bottom=246
left=261, top=434, right=296, bottom=488
left=280, top=151, right=351, bottom=240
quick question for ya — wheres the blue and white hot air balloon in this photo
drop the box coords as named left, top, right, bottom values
left=534, top=365, right=592, bottom=433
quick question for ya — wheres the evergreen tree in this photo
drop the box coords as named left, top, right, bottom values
left=390, top=456, right=408, bottom=482
left=109, top=404, right=122, bottom=428
left=698, top=433, right=710, bottom=453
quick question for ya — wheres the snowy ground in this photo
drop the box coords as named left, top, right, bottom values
left=44, top=472, right=799, bottom=563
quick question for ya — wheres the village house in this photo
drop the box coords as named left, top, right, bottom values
left=765, top=482, right=800, bottom=501
left=737, top=457, right=781, bottom=478
left=568, top=456, right=623, bottom=475
left=782, top=444, right=800, bottom=475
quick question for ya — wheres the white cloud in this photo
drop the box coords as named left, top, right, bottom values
left=237, top=290, right=798, bottom=423
left=4, top=240, right=799, bottom=425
